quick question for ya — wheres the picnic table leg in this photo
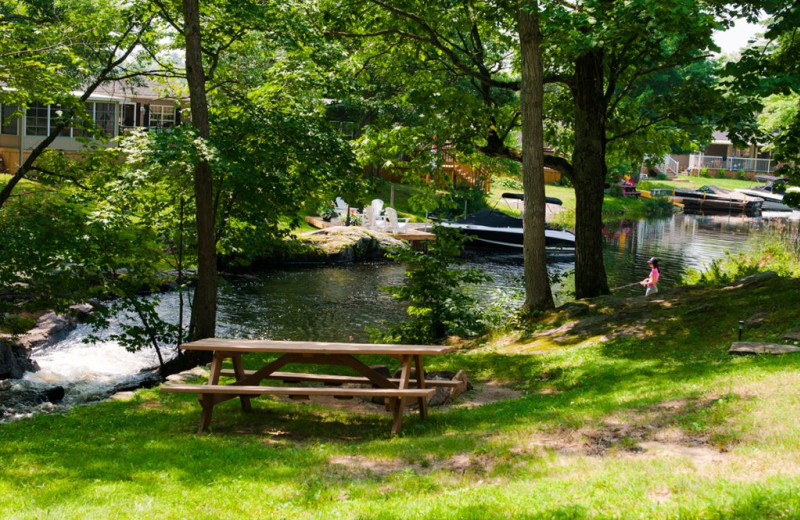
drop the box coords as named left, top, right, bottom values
left=198, top=352, right=224, bottom=433
left=391, top=355, right=412, bottom=435
left=414, top=355, right=428, bottom=419
left=231, top=354, right=252, bottom=412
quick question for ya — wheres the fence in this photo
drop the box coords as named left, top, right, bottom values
left=688, top=153, right=773, bottom=174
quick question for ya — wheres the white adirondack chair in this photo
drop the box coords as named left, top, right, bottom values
left=362, top=206, right=375, bottom=229
left=384, top=207, right=409, bottom=234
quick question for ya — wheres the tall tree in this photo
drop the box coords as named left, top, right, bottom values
left=518, top=1, right=553, bottom=311
left=181, top=0, right=217, bottom=341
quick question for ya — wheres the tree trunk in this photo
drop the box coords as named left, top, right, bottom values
left=182, top=0, right=217, bottom=341
left=571, top=49, right=609, bottom=299
left=517, top=2, right=554, bottom=312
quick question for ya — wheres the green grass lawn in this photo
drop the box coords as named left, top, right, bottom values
left=639, top=175, right=759, bottom=192
left=3, top=275, right=800, bottom=519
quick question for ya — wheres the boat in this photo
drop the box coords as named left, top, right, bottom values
left=735, top=175, right=794, bottom=211
left=437, top=209, right=576, bottom=251
left=670, top=185, right=763, bottom=217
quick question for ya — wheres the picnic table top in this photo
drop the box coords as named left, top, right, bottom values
left=180, top=338, right=456, bottom=356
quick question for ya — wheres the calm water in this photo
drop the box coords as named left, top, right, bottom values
left=4, top=213, right=797, bottom=419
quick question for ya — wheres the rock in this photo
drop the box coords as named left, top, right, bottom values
left=0, top=337, right=39, bottom=380
left=165, top=365, right=209, bottom=383
left=730, top=271, right=778, bottom=288
left=0, top=385, right=64, bottom=409
left=783, top=330, right=800, bottom=341
left=288, top=227, right=408, bottom=265
left=729, top=342, right=800, bottom=355
left=427, top=370, right=471, bottom=406
left=744, top=312, right=770, bottom=328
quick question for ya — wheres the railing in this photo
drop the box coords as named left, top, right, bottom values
left=644, top=154, right=681, bottom=177
left=688, top=153, right=773, bottom=174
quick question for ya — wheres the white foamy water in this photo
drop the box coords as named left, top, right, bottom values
left=25, top=327, right=163, bottom=403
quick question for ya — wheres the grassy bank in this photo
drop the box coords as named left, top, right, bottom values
left=3, top=272, right=800, bottom=519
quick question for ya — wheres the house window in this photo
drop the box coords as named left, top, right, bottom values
left=94, top=103, right=115, bottom=136
left=72, top=102, right=116, bottom=137
left=50, top=105, right=71, bottom=136
left=1, top=104, right=19, bottom=135
left=26, top=103, right=49, bottom=136
left=149, top=105, right=175, bottom=128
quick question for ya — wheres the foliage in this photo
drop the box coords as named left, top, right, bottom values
left=0, top=314, right=37, bottom=335
left=317, top=200, right=337, bottom=219
left=724, top=3, right=800, bottom=181
left=784, top=192, right=800, bottom=209
left=372, top=226, right=489, bottom=343
left=682, top=224, right=800, bottom=285
left=700, top=166, right=710, bottom=177
left=493, top=176, right=523, bottom=191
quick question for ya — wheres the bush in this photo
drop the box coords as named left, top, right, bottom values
left=371, top=226, right=490, bottom=343
left=783, top=192, right=800, bottom=209
left=656, top=172, right=668, bottom=180
left=0, top=314, right=37, bottom=334
left=717, top=169, right=726, bottom=178
left=682, top=226, right=800, bottom=285
left=737, top=169, right=746, bottom=180
left=493, top=176, right=523, bottom=191
left=447, top=183, right=488, bottom=217
left=700, top=167, right=709, bottom=177
left=644, top=197, right=674, bottom=217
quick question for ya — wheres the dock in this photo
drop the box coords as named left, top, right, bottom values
left=305, top=216, right=436, bottom=249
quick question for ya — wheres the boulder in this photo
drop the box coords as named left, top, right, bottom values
left=729, top=342, right=800, bottom=355
left=0, top=337, right=39, bottom=380
left=288, top=227, right=408, bottom=265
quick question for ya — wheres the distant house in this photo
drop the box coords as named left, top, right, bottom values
left=662, top=131, right=775, bottom=179
left=0, top=80, right=184, bottom=173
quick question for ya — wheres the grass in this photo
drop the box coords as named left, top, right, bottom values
left=639, top=175, right=758, bottom=192
left=3, top=274, right=800, bottom=519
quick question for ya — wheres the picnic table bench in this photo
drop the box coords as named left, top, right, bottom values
left=161, top=338, right=457, bottom=435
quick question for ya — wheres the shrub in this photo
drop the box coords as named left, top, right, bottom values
left=656, top=172, right=668, bottom=180
left=493, top=176, right=523, bottom=191
left=607, top=184, right=623, bottom=197
left=717, top=169, right=726, bottom=178
left=783, top=192, right=800, bottom=209
left=0, top=314, right=37, bottom=334
left=700, top=167, right=709, bottom=177
left=681, top=225, right=800, bottom=285
left=737, top=169, right=746, bottom=180
left=644, top=197, right=674, bottom=217
left=371, top=226, right=489, bottom=343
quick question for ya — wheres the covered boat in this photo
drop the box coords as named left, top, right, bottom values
left=438, top=209, right=576, bottom=251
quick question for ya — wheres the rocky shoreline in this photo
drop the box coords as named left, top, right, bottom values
left=0, top=304, right=92, bottom=380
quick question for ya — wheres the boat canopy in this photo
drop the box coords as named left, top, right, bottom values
left=501, top=192, right=563, bottom=206
left=455, top=209, right=522, bottom=227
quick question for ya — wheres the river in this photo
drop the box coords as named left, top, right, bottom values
left=3, top=212, right=798, bottom=420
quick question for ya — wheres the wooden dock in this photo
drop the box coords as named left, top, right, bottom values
left=305, top=216, right=436, bottom=247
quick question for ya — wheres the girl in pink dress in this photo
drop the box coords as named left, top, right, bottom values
left=640, top=257, right=660, bottom=296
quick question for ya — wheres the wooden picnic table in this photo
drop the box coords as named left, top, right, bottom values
left=161, top=338, right=457, bottom=435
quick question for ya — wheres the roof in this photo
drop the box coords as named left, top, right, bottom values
left=89, top=79, right=187, bottom=103
left=711, top=131, right=732, bottom=145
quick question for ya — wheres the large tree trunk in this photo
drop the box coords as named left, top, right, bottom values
left=517, top=2, right=554, bottom=312
left=571, top=49, right=609, bottom=299
left=183, top=0, right=217, bottom=342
